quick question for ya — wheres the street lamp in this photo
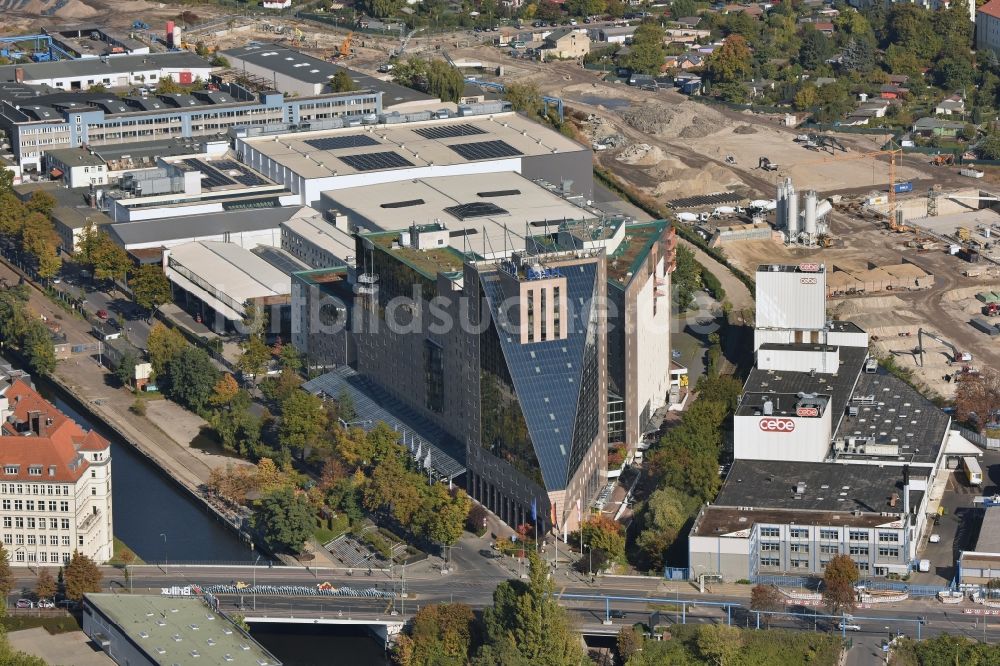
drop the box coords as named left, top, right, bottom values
left=252, top=554, right=261, bottom=611
left=160, top=533, right=168, bottom=573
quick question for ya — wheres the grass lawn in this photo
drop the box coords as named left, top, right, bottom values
left=314, top=514, right=350, bottom=545
left=107, top=536, right=146, bottom=566
left=1, top=614, right=80, bottom=635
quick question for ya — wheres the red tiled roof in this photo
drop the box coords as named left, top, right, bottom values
left=1, top=379, right=108, bottom=483
left=980, top=0, right=1000, bottom=19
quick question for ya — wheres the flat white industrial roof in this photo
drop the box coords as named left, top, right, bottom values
left=239, top=112, right=585, bottom=179
left=322, top=172, right=596, bottom=257
left=280, top=208, right=356, bottom=260
left=166, top=241, right=290, bottom=306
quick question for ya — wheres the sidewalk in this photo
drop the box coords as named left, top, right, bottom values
left=0, top=259, right=250, bottom=530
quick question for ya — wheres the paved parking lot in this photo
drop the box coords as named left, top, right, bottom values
left=912, top=449, right=1000, bottom=585
left=7, top=628, right=112, bottom=666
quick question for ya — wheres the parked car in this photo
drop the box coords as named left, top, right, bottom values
left=96, top=309, right=109, bottom=319
left=37, top=599, right=55, bottom=609
left=15, top=599, right=34, bottom=609
left=929, top=534, right=941, bottom=543
left=609, top=610, right=626, bottom=619
left=838, top=622, right=861, bottom=631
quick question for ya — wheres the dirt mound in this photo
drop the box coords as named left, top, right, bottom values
left=734, top=125, right=757, bottom=135
left=830, top=295, right=908, bottom=316
left=616, top=143, right=666, bottom=166
left=649, top=156, right=742, bottom=199
left=56, top=0, right=99, bottom=19
left=620, top=100, right=726, bottom=140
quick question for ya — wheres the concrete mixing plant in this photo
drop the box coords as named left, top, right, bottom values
left=777, top=177, right=831, bottom=246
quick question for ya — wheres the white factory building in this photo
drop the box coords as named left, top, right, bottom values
left=0, top=52, right=213, bottom=91
left=233, top=108, right=594, bottom=208
left=688, top=262, right=977, bottom=582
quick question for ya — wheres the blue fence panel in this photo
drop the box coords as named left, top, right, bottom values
left=751, top=575, right=818, bottom=589
left=858, top=580, right=954, bottom=597
left=664, top=567, right=689, bottom=581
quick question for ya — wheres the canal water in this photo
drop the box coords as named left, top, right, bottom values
left=30, top=375, right=388, bottom=664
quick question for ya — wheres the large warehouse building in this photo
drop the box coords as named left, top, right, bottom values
left=688, top=262, right=971, bottom=582
left=235, top=109, right=594, bottom=207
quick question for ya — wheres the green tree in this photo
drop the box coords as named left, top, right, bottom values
left=63, top=551, right=102, bottom=601
left=146, top=323, right=187, bottom=377
left=279, top=390, right=328, bottom=459
left=822, top=554, right=859, bottom=615
left=22, top=320, right=56, bottom=375
left=80, top=226, right=131, bottom=283
left=362, top=0, right=402, bottom=18
left=163, top=346, right=220, bottom=412
left=695, top=624, right=742, bottom=666
left=330, top=70, right=356, bottom=92
left=392, top=603, right=477, bottom=666
left=635, top=486, right=690, bottom=568
left=621, top=22, right=666, bottom=75
left=0, top=545, right=11, bottom=600
left=130, top=264, right=172, bottom=312
left=35, top=568, right=56, bottom=600
left=115, top=350, right=138, bottom=388
left=670, top=0, right=696, bottom=20
left=414, top=486, right=472, bottom=547
left=476, top=551, right=585, bottom=665
left=797, top=25, right=832, bottom=70
left=707, top=34, right=752, bottom=83
left=979, top=133, right=1000, bottom=160
left=793, top=84, right=818, bottom=111
left=252, top=487, right=314, bottom=554
left=279, top=344, right=303, bottom=372
left=211, top=388, right=262, bottom=456
left=503, top=81, right=543, bottom=116
left=156, top=75, right=184, bottom=94
left=840, top=36, right=875, bottom=74
left=210, top=55, right=230, bottom=68
left=237, top=333, right=271, bottom=383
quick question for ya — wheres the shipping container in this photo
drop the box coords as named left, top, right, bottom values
left=893, top=181, right=914, bottom=193
left=971, top=318, right=1000, bottom=336
left=959, top=248, right=981, bottom=263
left=960, top=168, right=985, bottom=179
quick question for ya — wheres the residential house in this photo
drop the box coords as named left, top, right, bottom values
left=845, top=100, right=891, bottom=126
left=596, top=26, right=636, bottom=44
left=814, top=77, right=837, bottom=87
left=674, top=17, right=702, bottom=29
left=540, top=29, right=591, bottom=61
left=912, top=117, right=966, bottom=138
left=662, top=53, right=703, bottom=72
left=748, top=79, right=777, bottom=99
left=880, top=84, right=908, bottom=100
left=978, top=0, right=1000, bottom=54
left=887, top=74, right=909, bottom=86
left=724, top=4, right=764, bottom=18
left=814, top=22, right=835, bottom=35
left=935, top=94, right=965, bottom=116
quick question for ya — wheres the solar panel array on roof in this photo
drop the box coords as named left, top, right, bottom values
left=447, top=140, right=523, bottom=161
left=212, top=160, right=269, bottom=187
left=443, top=202, right=510, bottom=221
left=305, top=134, right=382, bottom=151
left=182, top=158, right=236, bottom=188
left=337, top=151, right=414, bottom=172
left=413, top=123, right=488, bottom=140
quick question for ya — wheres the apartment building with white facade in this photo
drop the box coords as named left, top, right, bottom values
left=0, top=378, right=113, bottom=567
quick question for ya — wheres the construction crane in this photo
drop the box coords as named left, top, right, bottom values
left=797, top=143, right=903, bottom=226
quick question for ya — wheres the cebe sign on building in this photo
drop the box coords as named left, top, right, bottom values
left=759, top=417, right=796, bottom=432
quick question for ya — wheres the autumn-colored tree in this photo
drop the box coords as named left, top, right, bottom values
left=822, top=554, right=859, bottom=615
left=392, top=603, right=477, bottom=666
left=209, top=373, right=241, bottom=408
left=146, top=323, right=187, bottom=377
left=64, top=551, right=103, bottom=601
left=35, top=568, right=56, bottom=600
left=749, top=584, right=784, bottom=627
left=707, top=34, right=753, bottom=83
left=956, top=367, right=1000, bottom=432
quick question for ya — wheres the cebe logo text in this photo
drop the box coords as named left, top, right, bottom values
left=759, top=417, right=796, bottom=432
